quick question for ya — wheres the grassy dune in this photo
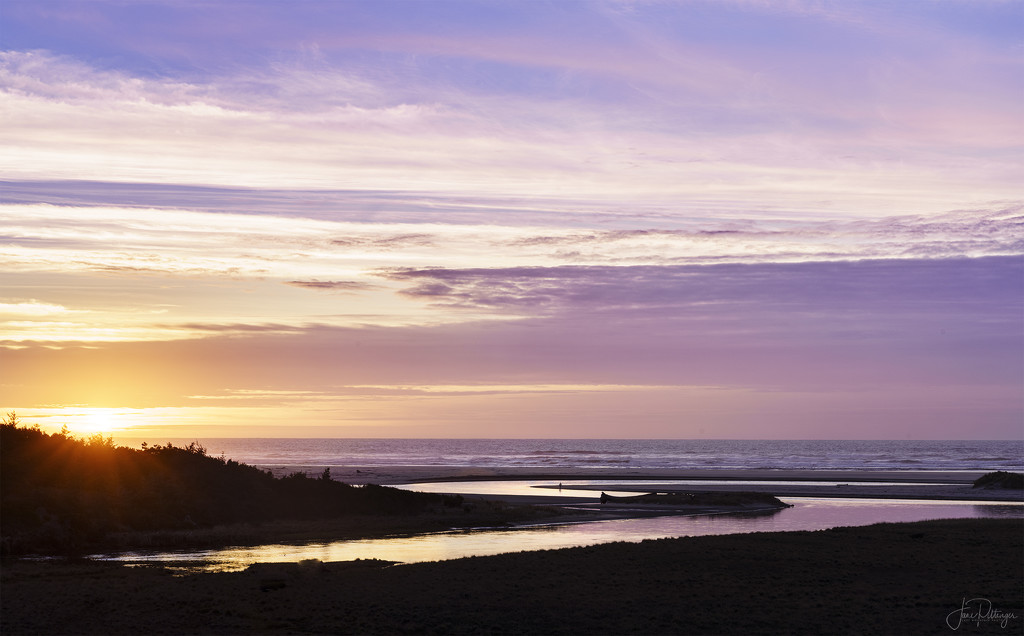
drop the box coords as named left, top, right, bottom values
left=0, top=420, right=555, bottom=555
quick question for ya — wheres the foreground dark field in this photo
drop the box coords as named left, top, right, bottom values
left=3, top=518, right=1021, bottom=635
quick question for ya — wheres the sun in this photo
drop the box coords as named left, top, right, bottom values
left=72, top=408, right=121, bottom=435
left=21, top=407, right=150, bottom=438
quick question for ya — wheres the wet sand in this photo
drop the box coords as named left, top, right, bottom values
left=3, top=517, right=1021, bottom=635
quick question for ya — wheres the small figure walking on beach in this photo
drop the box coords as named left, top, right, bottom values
left=558, top=482, right=563, bottom=491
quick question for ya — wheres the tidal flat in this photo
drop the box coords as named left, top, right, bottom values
left=3, top=517, right=1021, bottom=635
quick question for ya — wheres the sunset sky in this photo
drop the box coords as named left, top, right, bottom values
left=1, top=0, right=1021, bottom=439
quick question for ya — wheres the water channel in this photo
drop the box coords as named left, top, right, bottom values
left=88, top=480, right=1023, bottom=572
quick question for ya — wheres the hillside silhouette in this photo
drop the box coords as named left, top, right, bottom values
left=1, top=415, right=460, bottom=554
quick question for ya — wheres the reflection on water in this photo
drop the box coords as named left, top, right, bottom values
left=90, top=497, right=1022, bottom=573
left=396, top=479, right=965, bottom=498
left=396, top=480, right=618, bottom=498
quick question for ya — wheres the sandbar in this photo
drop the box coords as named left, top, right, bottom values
left=262, top=465, right=1023, bottom=503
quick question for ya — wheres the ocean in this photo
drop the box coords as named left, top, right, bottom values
left=116, top=438, right=1024, bottom=472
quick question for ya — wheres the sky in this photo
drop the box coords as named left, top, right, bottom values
left=1, top=0, right=1021, bottom=440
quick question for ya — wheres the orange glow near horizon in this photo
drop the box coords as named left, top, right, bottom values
left=14, top=407, right=165, bottom=437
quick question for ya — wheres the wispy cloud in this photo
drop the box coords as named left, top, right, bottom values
left=0, top=299, right=78, bottom=316
left=2, top=199, right=1019, bottom=345
left=3, top=29, right=1021, bottom=214
left=6, top=202, right=1019, bottom=277
left=284, top=280, right=380, bottom=292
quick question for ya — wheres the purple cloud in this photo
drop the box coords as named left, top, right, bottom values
left=384, top=257, right=1023, bottom=320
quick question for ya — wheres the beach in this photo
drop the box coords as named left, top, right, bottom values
left=3, top=517, right=1021, bottom=635
left=3, top=459, right=1022, bottom=635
